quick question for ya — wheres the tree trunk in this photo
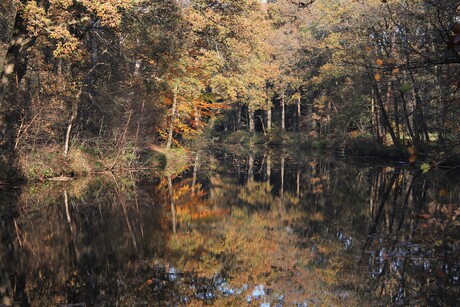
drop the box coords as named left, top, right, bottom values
left=281, top=92, right=285, bottom=131
left=398, top=85, right=417, bottom=146
left=297, top=94, right=301, bottom=131
left=64, top=100, right=79, bottom=156
left=166, top=85, right=178, bottom=149
left=0, top=3, right=28, bottom=150
left=280, top=155, right=285, bottom=196
left=409, top=72, right=430, bottom=143
left=191, top=153, right=199, bottom=195
left=0, top=1, right=17, bottom=74
left=248, top=153, right=254, bottom=181
left=134, top=59, right=142, bottom=76
left=296, top=168, right=300, bottom=198
left=370, top=93, right=377, bottom=141
left=266, top=153, right=271, bottom=181
left=248, top=108, right=255, bottom=133
left=307, top=99, right=315, bottom=132
left=167, top=175, right=176, bottom=234
left=266, top=108, right=272, bottom=130
left=194, top=104, right=200, bottom=130
left=236, top=104, right=241, bottom=130
left=390, top=81, right=400, bottom=139
left=372, top=77, right=400, bottom=149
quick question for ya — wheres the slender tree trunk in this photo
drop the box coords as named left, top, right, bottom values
left=399, top=89, right=417, bottom=145
left=134, top=100, right=145, bottom=151
left=248, top=153, right=254, bottom=181
left=194, top=104, right=200, bottom=130
left=191, top=153, right=199, bottom=195
left=370, top=94, right=377, bottom=141
left=409, top=72, right=430, bottom=143
left=64, top=84, right=83, bottom=156
left=280, top=155, right=285, bottom=197
left=372, top=77, right=400, bottom=149
left=0, top=6, right=33, bottom=150
left=236, top=104, right=241, bottom=130
left=390, top=81, right=400, bottom=139
left=297, top=94, right=301, bottom=131
left=248, top=108, right=255, bottom=133
left=258, top=115, right=266, bottom=135
left=64, top=102, right=78, bottom=156
left=0, top=1, right=17, bottom=75
left=64, top=190, right=73, bottom=233
left=307, top=99, right=314, bottom=132
left=134, top=59, right=142, bottom=76
left=296, top=168, right=300, bottom=198
left=266, top=153, right=271, bottom=181
left=167, top=175, right=176, bottom=234
left=281, top=92, right=285, bottom=131
left=266, top=108, right=272, bottom=130
left=166, top=85, right=178, bottom=149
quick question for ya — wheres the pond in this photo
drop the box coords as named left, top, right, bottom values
left=0, top=148, right=459, bottom=306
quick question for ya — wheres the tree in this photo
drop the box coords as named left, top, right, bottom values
left=0, top=0, right=135, bottom=160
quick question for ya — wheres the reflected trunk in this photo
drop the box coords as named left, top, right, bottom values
left=192, top=153, right=199, bottom=195
left=266, top=153, right=271, bottom=181
left=296, top=168, right=300, bottom=198
left=280, top=155, right=285, bottom=196
left=168, top=175, right=176, bottom=234
left=248, top=153, right=254, bottom=181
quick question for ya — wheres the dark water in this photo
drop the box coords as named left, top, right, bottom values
left=0, top=149, right=459, bottom=306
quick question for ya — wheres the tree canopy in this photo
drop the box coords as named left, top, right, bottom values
left=0, top=0, right=459, bottom=180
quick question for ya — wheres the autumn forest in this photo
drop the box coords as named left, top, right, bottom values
left=0, top=0, right=458, bottom=179
left=0, top=0, right=459, bottom=306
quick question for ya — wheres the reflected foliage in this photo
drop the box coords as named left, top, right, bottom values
left=0, top=150, right=459, bottom=305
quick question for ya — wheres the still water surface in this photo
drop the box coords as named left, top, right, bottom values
left=0, top=148, right=459, bottom=306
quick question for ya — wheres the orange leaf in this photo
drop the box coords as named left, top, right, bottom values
left=376, top=59, right=384, bottom=66
left=420, top=213, right=431, bottom=219
left=374, top=74, right=381, bottom=81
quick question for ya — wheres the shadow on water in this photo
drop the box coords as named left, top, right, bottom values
left=0, top=149, right=459, bottom=305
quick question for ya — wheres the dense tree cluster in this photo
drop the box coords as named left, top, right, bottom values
left=0, top=0, right=459, bottom=179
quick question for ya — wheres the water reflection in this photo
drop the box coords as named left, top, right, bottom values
left=0, top=150, right=459, bottom=305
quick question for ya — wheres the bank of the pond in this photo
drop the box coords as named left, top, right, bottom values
left=8, top=145, right=191, bottom=183
left=211, top=130, right=460, bottom=170
left=4, top=130, right=459, bottom=183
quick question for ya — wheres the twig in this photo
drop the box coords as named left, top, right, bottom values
left=109, top=110, right=133, bottom=171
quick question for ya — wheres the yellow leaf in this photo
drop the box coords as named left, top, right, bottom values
left=374, top=74, right=381, bottom=81
left=439, top=189, right=449, bottom=197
